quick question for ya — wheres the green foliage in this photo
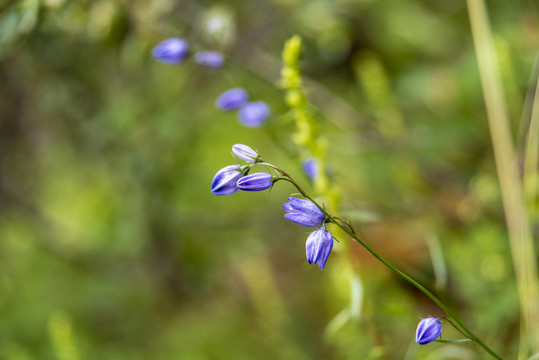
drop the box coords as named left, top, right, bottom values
left=0, top=0, right=537, bottom=359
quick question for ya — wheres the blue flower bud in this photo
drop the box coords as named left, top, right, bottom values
left=216, top=88, right=249, bottom=111
left=194, top=51, right=224, bottom=68
left=232, top=144, right=260, bottom=163
left=211, top=165, right=242, bottom=195
left=152, top=38, right=189, bottom=64
left=283, top=197, right=325, bottom=227
left=237, top=173, right=274, bottom=191
left=238, top=101, right=270, bottom=127
left=306, top=229, right=333, bottom=270
left=416, top=318, right=443, bottom=345
left=303, top=158, right=319, bottom=181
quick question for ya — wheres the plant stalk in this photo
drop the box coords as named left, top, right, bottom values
left=273, top=168, right=504, bottom=360
left=466, top=0, right=539, bottom=357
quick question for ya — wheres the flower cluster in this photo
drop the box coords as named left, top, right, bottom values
left=152, top=38, right=224, bottom=68
left=153, top=41, right=270, bottom=127
left=211, top=145, right=334, bottom=269
left=156, top=34, right=500, bottom=359
left=211, top=144, right=272, bottom=195
left=283, top=197, right=332, bottom=269
left=216, top=88, right=270, bottom=127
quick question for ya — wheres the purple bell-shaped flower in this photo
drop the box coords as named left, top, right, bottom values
left=211, top=165, right=242, bottom=195
left=216, top=88, right=249, bottom=111
left=302, top=158, right=319, bottom=181
left=238, top=101, right=270, bottom=127
left=305, top=229, right=334, bottom=270
left=283, top=197, right=325, bottom=227
left=238, top=173, right=274, bottom=191
left=416, top=318, right=443, bottom=345
left=232, top=144, right=261, bottom=163
left=194, top=51, right=224, bottom=68
left=237, top=173, right=274, bottom=192
left=152, top=38, right=189, bottom=64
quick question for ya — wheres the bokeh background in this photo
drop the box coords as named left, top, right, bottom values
left=1, top=0, right=538, bottom=359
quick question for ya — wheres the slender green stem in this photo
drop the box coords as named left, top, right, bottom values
left=265, top=162, right=504, bottom=360
left=436, top=339, right=473, bottom=344
left=442, top=317, right=473, bottom=340
left=324, top=215, right=503, bottom=359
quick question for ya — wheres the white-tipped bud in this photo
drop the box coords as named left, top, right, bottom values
left=232, top=144, right=261, bottom=163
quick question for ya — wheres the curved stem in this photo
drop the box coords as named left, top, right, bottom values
left=271, top=166, right=504, bottom=360
left=436, top=339, right=473, bottom=344
left=329, top=218, right=502, bottom=359
left=442, top=317, right=473, bottom=341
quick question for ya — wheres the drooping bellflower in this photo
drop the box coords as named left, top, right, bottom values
left=283, top=197, right=325, bottom=227
left=232, top=144, right=260, bottom=163
left=211, top=165, right=242, bottom=195
left=305, top=229, right=333, bottom=270
left=415, top=318, right=443, bottom=345
left=216, top=88, right=249, bottom=111
left=194, top=51, right=224, bottom=68
left=237, top=173, right=274, bottom=191
left=303, top=158, right=319, bottom=181
left=238, top=101, right=270, bottom=127
left=152, top=38, right=190, bottom=64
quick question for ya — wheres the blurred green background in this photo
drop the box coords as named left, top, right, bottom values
left=1, top=0, right=538, bottom=359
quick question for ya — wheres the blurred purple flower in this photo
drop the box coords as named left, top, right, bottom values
left=152, top=38, right=189, bottom=64
left=194, top=51, right=224, bottom=68
left=238, top=101, right=270, bottom=127
left=306, top=229, right=333, bottom=270
left=416, top=318, right=442, bottom=345
left=211, top=165, right=242, bottom=195
left=237, top=173, right=273, bottom=191
left=303, top=158, right=319, bottom=181
left=216, top=88, right=249, bottom=111
left=283, top=197, right=325, bottom=227
left=232, top=144, right=260, bottom=163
